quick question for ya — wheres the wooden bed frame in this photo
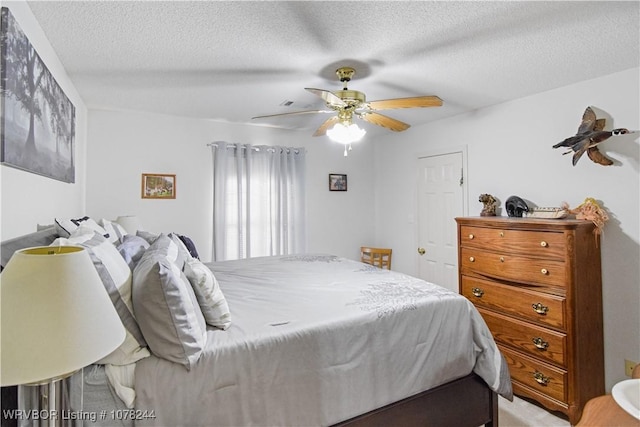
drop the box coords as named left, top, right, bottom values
left=335, top=373, right=497, bottom=427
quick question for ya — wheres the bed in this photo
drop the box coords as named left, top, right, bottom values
left=1, top=225, right=512, bottom=427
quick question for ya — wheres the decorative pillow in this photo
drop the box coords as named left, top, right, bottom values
left=136, top=230, right=159, bottom=244
left=132, top=234, right=207, bottom=370
left=52, top=226, right=150, bottom=365
left=99, top=219, right=128, bottom=244
left=178, top=234, right=200, bottom=260
left=117, top=234, right=150, bottom=270
left=168, top=233, right=191, bottom=269
left=184, top=259, right=231, bottom=330
left=55, top=216, right=108, bottom=239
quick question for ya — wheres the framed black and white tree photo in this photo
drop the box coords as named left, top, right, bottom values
left=1, top=7, right=76, bottom=183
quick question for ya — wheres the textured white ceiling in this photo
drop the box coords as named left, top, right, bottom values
left=24, top=1, right=640, bottom=136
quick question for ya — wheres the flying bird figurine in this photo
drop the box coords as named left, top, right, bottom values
left=553, top=107, right=632, bottom=166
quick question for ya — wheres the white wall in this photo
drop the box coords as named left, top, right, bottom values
left=86, top=109, right=375, bottom=261
left=0, top=1, right=88, bottom=240
left=372, top=67, right=640, bottom=391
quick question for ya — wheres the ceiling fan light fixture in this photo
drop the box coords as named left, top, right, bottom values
left=326, top=122, right=366, bottom=145
left=252, top=67, right=442, bottom=146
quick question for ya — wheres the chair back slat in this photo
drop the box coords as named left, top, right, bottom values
left=360, top=247, right=392, bottom=270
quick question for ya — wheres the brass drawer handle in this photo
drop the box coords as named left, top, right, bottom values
left=532, top=303, right=549, bottom=315
left=500, top=256, right=505, bottom=262
left=533, top=371, right=550, bottom=386
left=532, top=337, right=549, bottom=350
left=541, top=268, right=548, bottom=275
left=499, top=232, right=504, bottom=237
left=540, top=241, right=548, bottom=247
left=471, top=287, right=484, bottom=298
left=469, top=256, right=475, bottom=262
left=468, top=234, right=474, bottom=240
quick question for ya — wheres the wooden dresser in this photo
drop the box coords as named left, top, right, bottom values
left=455, top=217, right=604, bottom=425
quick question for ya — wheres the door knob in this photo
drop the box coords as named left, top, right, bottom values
left=417, top=247, right=426, bottom=255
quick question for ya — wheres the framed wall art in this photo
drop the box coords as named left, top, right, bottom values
left=1, top=7, right=76, bottom=183
left=329, top=173, right=347, bottom=191
left=142, top=173, right=176, bottom=199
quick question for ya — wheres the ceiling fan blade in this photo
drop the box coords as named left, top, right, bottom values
left=367, top=96, right=443, bottom=110
left=252, top=110, right=333, bottom=120
left=305, top=88, right=346, bottom=107
left=358, top=112, right=410, bottom=132
left=313, top=116, right=340, bottom=137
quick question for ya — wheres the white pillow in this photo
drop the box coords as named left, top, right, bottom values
left=99, top=219, right=129, bottom=244
left=184, top=259, right=231, bottom=330
left=168, top=233, right=192, bottom=270
left=52, top=226, right=150, bottom=365
left=54, top=216, right=107, bottom=238
left=116, top=234, right=150, bottom=270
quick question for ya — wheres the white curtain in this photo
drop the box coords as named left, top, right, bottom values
left=210, top=142, right=306, bottom=261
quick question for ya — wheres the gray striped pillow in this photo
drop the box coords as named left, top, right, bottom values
left=132, top=234, right=207, bottom=370
left=51, top=226, right=150, bottom=365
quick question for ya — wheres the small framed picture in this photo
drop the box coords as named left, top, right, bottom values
left=141, top=173, right=176, bottom=199
left=329, top=174, right=347, bottom=191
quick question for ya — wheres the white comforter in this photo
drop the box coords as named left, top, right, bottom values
left=134, top=255, right=511, bottom=426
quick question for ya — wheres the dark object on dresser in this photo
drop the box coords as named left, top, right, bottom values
left=456, top=217, right=604, bottom=425
left=505, top=196, right=529, bottom=217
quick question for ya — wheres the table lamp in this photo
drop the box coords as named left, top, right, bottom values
left=1, top=246, right=126, bottom=426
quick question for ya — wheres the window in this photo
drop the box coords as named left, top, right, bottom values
left=211, top=142, right=306, bottom=261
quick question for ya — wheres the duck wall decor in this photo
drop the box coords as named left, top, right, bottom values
left=553, top=106, right=633, bottom=166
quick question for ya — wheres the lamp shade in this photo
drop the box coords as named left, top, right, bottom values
left=0, top=246, right=126, bottom=386
left=115, top=215, right=142, bottom=234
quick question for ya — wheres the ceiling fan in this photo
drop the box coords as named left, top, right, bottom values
left=252, top=67, right=443, bottom=138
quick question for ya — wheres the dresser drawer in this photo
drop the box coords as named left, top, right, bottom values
left=461, top=247, right=566, bottom=287
left=461, top=276, right=566, bottom=329
left=478, top=308, right=566, bottom=366
left=500, top=345, right=567, bottom=403
left=460, top=225, right=566, bottom=259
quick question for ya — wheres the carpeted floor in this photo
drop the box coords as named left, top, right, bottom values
left=499, top=395, right=570, bottom=427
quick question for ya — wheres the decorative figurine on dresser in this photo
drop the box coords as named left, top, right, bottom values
left=478, top=194, right=498, bottom=216
left=505, top=195, right=529, bottom=217
left=455, top=216, right=603, bottom=425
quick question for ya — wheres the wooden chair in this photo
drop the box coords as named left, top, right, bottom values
left=360, top=247, right=392, bottom=270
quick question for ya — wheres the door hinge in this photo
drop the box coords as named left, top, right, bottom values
left=459, top=169, right=464, bottom=186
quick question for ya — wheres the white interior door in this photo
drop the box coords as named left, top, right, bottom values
left=417, top=152, right=464, bottom=292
